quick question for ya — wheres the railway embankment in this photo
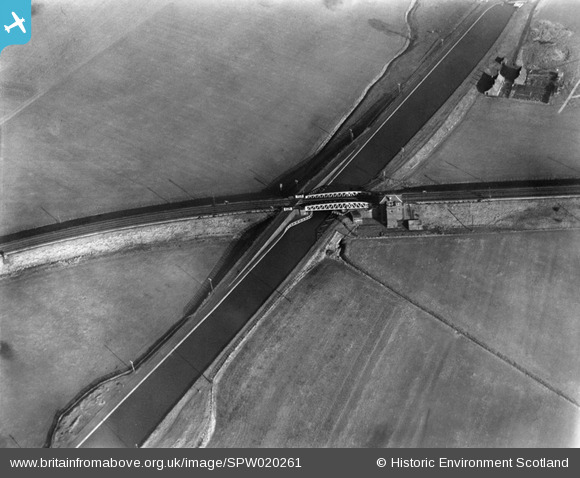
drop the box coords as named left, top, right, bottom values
left=414, top=196, right=580, bottom=233
left=353, top=195, right=580, bottom=238
left=0, top=211, right=271, bottom=278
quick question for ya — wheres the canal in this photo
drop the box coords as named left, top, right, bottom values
left=80, top=2, right=514, bottom=447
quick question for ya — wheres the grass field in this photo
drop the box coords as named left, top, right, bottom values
left=540, top=0, right=580, bottom=32
left=405, top=95, right=580, bottom=185
left=0, top=239, right=230, bottom=448
left=200, top=258, right=578, bottom=447
left=0, top=0, right=411, bottom=236
left=345, top=231, right=580, bottom=406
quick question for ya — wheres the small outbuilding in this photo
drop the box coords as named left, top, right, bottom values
left=500, top=63, right=521, bottom=82
left=406, top=219, right=423, bottom=231
left=476, top=73, right=495, bottom=93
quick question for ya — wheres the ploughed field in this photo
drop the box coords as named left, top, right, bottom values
left=203, top=238, right=579, bottom=447
left=345, top=232, right=580, bottom=410
left=0, top=0, right=410, bottom=236
left=0, top=239, right=231, bottom=448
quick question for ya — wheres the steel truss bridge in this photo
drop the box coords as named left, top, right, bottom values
left=295, top=190, right=370, bottom=200
left=302, top=201, right=373, bottom=212
left=293, top=189, right=375, bottom=212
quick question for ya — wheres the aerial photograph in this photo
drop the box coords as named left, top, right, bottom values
left=1, top=0, right=579, bottom=449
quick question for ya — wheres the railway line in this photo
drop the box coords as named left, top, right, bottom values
left=0, top=198, right=290, bottom=255
left=4, top=181, right=578, bottom=258
left=401, top=183, right=580, bottom=203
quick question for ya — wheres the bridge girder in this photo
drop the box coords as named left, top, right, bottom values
left=303, top=201, right=373, bottom=212
left=301, top=190, right=369, bottom=200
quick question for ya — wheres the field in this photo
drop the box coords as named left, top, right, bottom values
left=0, top=0, right=411, bottom=236
left=194, top=251, right=579, bottom=447
left=345, top=231, right=580, bottom=407
left=534, top=0, right=580, bottom=57
left=402, top=0, right=580, bottom=187
left=405, top=95, right=580, bottom=185
left=0, top=239, right=231, bottom=448
left=5, top=0, right=579, bottom=450
left=415, top=196, right=580, bottom=231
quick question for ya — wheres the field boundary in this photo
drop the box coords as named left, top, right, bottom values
left=355, top=224, right=580, bottom=241
left=339, top=247, right=579, bottom=409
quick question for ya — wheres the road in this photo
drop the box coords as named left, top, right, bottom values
left=65, top=2, right=515, bottom=447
